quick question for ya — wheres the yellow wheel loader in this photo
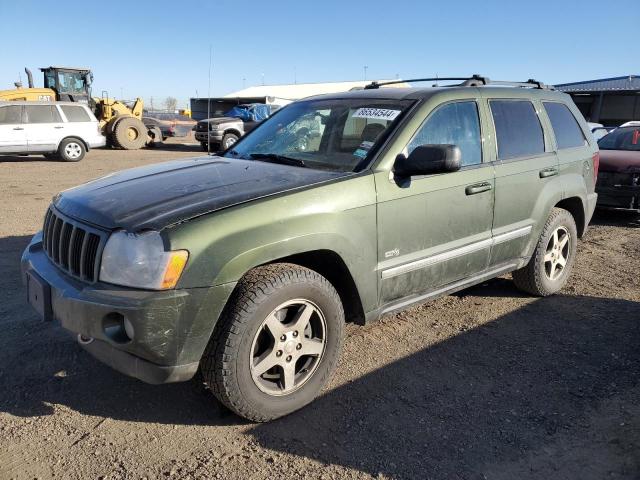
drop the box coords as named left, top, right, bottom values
left=0, top=67, right=161, bottom=150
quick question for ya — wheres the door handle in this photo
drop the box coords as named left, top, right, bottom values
left=465, top=182, right=493, bottom=195
left=13, top=127, right=24, bottom=130
left=539, top=167, right=558, bottom=178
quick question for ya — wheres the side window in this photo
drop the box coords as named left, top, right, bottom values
left=543, top=102, right=586, bottom=150
left=490, top=100, right=545, bottom=160
left=24, top=105, right=57, bottom=124
left=407, top=101, right=482, bottom=166
left=0, top=105, right=22, bottom=125
left=61, top=105, right=91, bottom=122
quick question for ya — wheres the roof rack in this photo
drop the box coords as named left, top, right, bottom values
left=364, top=74, right=553, bottom=90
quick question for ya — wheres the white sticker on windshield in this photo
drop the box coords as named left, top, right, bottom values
left=353, top=108, right=400, bottom=122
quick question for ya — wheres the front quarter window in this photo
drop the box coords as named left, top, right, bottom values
left=225, top=98, right=412, bottom=172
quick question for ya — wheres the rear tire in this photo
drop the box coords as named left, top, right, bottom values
left=57, top=138, right=85, bottom=162
left=199, top=263, right=344, bottom=422
left=513, top=207, right=578, bottom=296
left=112, top=117, right=148, bottom=150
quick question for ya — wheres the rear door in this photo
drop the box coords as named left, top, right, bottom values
left=59, top=105, right=96, bottom=141
left=23, top=105, right=64, bottom=152
left=484, top=97, right=558, bottom=266
left=542, top=101, right=593, bottom=192
left=0, top=105, right=26, bottom=153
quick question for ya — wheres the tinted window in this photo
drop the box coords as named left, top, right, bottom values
left=490, top=100, right=545, bottom=160
left=61, top=105, right=91, bottom=122
left=0, top=105, right=22, bottom=125
left=408, top=101, right=482, bottom=166
left=24, top=105, right=57, bottom=124
left=544, top=102, right=586, bottom=149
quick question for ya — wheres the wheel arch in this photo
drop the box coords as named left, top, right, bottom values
left=263, top=250, right=366, bottom=325
left=57, top=135, right=89, bottom=152
left=222, top=128, right=242, bottom=138
left=555, top=196, right=586, bottom=238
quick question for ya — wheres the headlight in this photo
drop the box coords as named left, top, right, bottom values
left=99, top=231, right=188, bottom=290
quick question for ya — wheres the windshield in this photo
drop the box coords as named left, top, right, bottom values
left=225, top=98, right=413, bottom=172
left=598, top=126, right=640, bottom=152
left=57, top=71, right=88, bottom=95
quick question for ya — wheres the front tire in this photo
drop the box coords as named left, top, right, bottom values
left=57, top=138, right=85, bottom=162
left=200, top=263, right=344, bottom=422
left=513, top=207, right=578, bottom=296
left=221, top=133, right=239, bottom=150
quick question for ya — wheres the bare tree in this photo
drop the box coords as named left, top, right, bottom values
left=164, top=96, right=178, bottom=112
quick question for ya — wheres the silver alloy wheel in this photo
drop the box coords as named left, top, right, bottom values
left=224, top=137, right=237, bottom=149
left=250, top=299, right=327, bottom=396
left=64, top=142, right=82, bottom=159
left=544, top=226, right=570, bottom=281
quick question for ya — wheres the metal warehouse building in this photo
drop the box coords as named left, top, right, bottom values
left=555, top=75, right=640, bottom=126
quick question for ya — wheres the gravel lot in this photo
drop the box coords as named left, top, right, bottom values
left=1, top=140, right=639, bottom=480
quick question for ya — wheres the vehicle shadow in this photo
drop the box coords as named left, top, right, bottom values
left=591, top=208, right=640, bottom=228
left=146, top=142, right=204, bottom=153
left=248, top=294, right=640, bottom=479
left=0, top=154, right=51, bottom=163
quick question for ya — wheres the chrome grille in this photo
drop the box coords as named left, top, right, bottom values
left=42, top=207, right=107, bottom=283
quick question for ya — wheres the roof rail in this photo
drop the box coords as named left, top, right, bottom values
left=364, top=75, right=553, bottom=90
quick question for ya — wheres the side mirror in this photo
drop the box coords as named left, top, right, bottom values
left=394, top=144, right=461, bottom=177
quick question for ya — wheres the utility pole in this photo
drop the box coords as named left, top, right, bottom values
left=261, top=73, right=265, bottom=85
left=363, top=65, right=368, bottom=81
left=243, top=77, right=246, bottom=89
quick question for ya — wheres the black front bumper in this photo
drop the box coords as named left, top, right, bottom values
left=21, top=232, right=236, bottom=384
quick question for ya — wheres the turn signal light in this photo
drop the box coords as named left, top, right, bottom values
left=160, top=250, right=189, bottom=289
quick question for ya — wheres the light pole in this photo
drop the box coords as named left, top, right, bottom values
left=364, top=65, right=368, bottom=81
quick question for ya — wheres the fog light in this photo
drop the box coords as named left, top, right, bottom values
left=103, top=312, right=132, bottom=344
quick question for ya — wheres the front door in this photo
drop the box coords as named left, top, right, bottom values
left=23, top=104, right=64, bottom=152
left=0, top=105, right=26, bottom=153
left=376, top=100, right=495, bottom=305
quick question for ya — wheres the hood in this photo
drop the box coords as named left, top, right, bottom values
left=599, top=149, right=640, bottom=173
left=53, top=156, right=348, bottom=231
left=199, top=117, right=242, bottom=125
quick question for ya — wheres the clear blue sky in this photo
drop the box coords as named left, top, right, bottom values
left=1, top=0, right=638, bottom=109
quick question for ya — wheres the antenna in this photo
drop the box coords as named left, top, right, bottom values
left=207, top=44, right=212, bottom=156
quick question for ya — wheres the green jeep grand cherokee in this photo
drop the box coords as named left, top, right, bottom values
left=22, top=76, right=598, bottom=421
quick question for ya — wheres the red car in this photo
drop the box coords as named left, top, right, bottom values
left=596, top=125, right=640, bottom=211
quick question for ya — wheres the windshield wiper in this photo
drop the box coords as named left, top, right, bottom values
left=249, top=153, right=306, bottom=167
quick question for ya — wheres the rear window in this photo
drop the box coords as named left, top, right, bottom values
left=0, top=105, right=22, bottom=124
left=543, top=102, right=586, bottom=149
left=490, top=100, right=545, bottom=160
left=61, top=105, right=91, bottom=122
left=24, top=105, right=59, bottom=124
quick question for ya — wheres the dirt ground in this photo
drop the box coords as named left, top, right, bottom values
left=1, top=139, right=639, bottom=480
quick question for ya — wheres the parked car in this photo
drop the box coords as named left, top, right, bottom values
left=0, top=101, right=105, bottom=161
left=142, top=112, right=196, bottom=140
left=595, top=125, right=640, bottom=210
left=22, top=76, right=598, bottom=421
left=195, top=103, right=271, bottom=151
